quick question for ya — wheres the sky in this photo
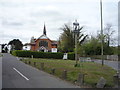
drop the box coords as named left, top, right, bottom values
left=0, top=0, right=119, bottom=45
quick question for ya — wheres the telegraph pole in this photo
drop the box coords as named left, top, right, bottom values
left=100, top=0, right=104, bottom=66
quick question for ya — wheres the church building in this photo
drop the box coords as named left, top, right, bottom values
left=24, top=24, right=58, bottom=52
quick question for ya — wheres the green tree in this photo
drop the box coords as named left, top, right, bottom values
left=58, top=24, right=87, bottom=52
left=79, top=36, right=114, bottom=56
left=8, top=39, right=23, bottom=50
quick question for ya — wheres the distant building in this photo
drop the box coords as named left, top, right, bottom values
left=24, top=24, right=58, bottom=52
left=7, top=45, right=11, bottom=53
left=0, top=44, right=2, bottom=53
left=23, top=43, right=31, bottom=51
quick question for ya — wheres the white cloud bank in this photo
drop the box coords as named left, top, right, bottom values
left=0, top=0, right=118, bottom=45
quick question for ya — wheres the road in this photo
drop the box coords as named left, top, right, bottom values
left=94, top=59, right=119, bottom=71
left=0, top=56, right=2, bottom=90
left=2, top=53, right=80, bottom=88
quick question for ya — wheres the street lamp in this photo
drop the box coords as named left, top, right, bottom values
left=73, top=20, right=79, bottom=66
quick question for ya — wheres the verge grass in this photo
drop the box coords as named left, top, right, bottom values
left=22, top=58, right=116, bottom=88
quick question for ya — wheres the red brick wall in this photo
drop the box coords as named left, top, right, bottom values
left=31, top=39, right=53, bottom=51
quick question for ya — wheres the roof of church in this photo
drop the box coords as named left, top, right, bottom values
left=38, top=34, right=50, bottom=39
left=38, top=23, right=50, bottom=40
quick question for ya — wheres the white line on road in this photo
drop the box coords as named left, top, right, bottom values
left=13, top=68, right=29, bottom=81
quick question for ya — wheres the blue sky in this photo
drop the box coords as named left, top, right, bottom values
left=0, top=0, right=119, bottom=45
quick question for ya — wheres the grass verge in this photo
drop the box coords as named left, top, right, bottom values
left=21, top=58, right=116, bottom=88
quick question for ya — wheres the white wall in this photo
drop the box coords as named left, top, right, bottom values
left=51, top=48, right=57, bottom=53
left=23, top=45, right=31, bottom=50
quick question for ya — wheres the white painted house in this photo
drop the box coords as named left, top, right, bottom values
left=23, top=44, right=31, bottom=50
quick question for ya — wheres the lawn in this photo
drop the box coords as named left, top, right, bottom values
left=21, top=58, right=117, bottom=88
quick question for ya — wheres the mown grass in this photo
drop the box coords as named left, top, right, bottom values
left=21, top=58, right=116, bottom=88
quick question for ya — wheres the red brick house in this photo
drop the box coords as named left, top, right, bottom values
left=29, top=24, right=58, bottom=52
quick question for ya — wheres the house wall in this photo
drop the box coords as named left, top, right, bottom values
left=23, top=45, right=31, bottom=50
left=31, top=45, right=35, bottom=51
left=31, top=39, right=53, bottom=51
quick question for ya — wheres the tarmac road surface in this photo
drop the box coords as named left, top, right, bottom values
left=2, top=53, right=80, bottom=88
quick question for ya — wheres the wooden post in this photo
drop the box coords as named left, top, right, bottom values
left=77, top=73, right=84, bottom=85
left=25, top=61, right=27, bottom=64
left=34, top=62, right=36, bottom=66
left=40, top=63, right=44, bottom=70
left=62, top=70, right=67, bottom=79
left=28, top=61, right=31, bottom=65
left=51, top=68, right=55, bottom=75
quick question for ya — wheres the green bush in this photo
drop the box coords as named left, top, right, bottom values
left=68, top=52, right=75, bottom=60
left=12, top=50, right=64, bottom=59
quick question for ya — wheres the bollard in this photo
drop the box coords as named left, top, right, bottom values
left=51, top=68, right=55, bottom=75
left=34, top=62, right=36, bottom=66
left=62, top=70, right=67, bottom=79
left=77, top=73, right=84, bottom=85
left=40, top=63, right=44, bottom=70
left=28, top=61, right=31, bottom=65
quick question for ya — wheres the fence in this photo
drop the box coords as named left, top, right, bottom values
left=79, top=55, right=118, bottom=61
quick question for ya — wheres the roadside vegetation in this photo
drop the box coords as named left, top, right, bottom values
left=0, top=53, right=2, bottom=57
left=21, top=58, right=116, bottom=88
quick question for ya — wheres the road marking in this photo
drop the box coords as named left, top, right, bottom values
left=13, top=68, right=29, bottom=81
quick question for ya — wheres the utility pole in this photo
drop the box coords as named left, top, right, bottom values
left=100, top=0, right=104, bottom=66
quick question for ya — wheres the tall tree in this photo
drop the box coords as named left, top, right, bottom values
left=104, top=23, right=115, bottom=47
left=79, top=36, right=114, bottom=56
left=8, top=39, right=23, bottom=50
left=58, top=24, right=87, bottom=52
left=1, top=44, right=7, bottom=53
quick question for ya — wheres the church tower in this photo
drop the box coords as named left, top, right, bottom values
left=43, top=23, right=46, bottom=35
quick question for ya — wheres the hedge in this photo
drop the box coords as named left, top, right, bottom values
left=12, top=50, right=75, bottom=60
left=68, top=52, right=75, bottom=60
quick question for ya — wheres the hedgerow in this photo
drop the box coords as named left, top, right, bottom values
left=12, top=50, right=75, bottom=60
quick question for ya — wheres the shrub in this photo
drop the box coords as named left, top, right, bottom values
left=68, top=52, right=75, bottom=60
left=12, top=50, right=64, bottom=59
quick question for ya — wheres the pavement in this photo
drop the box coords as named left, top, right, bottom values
left=2, top=53, right=80, bottom=88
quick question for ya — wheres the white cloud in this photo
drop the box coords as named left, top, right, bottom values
left=0, top=0, right=118, bottom=44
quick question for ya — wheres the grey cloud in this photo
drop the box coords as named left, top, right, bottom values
left=1, top=33, right=29, bottom=44
left=30, top=10, right=61, bottom=18
left=2, top=19, right=23, bottom=27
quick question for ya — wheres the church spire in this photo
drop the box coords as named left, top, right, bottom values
left=43, top=23, right=46, bottom=35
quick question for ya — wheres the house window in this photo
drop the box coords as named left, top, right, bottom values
left=39, top=41, right=48, bottom=47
